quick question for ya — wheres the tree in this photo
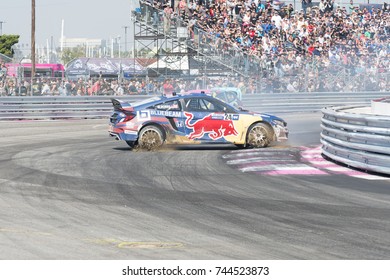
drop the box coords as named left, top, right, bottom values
left=61, top=46, right=86, bottom=65
left=0, top=35, right=20, bottom=58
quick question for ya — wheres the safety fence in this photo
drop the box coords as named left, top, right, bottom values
left=321, top=106, right=390, bottom=175
left=1, top=92, right=389, bottom=120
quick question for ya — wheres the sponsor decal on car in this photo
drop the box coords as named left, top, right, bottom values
left=137, top=111, right=151, bottom=121
left=150, top=110, right=182, bottom=118
left=210, top=113, right=225, bottom=120
left=184, top=112, right=238, bottom=140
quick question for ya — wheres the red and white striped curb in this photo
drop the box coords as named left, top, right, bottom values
left=224, top=146, right=389, bottom=180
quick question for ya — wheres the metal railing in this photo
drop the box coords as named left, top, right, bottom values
left=321, top=106, right=390, bottom=175
left=1, top=91, right=390, bottom=120
left=0, top=96, right=127, bottom=120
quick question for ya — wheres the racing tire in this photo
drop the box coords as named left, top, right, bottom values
left=138, top=125, right=164, bottom=150
left=246, top=123, right=273, bottom=148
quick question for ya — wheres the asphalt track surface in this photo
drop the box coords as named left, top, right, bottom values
left=0, top=112, right=389, bottom=260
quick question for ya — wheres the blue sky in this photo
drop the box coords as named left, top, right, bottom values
left=1, top=0, right=137, bottom=49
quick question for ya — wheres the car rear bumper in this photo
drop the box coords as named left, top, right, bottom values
left=109, top=125, right=138, bottom=141
left=109, top=131, right=121, bottom=141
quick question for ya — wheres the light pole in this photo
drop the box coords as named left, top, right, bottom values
left=111, top=38, right=114, bottom=58
left=31, top=0, right=36, bottom=95
left=18, top=57, right=24, bottom=96
left=122, top=26, right=130, bottom=54
left=0, top=21, right=5, bottom=36
left=117, top=36, right=121, bottom=58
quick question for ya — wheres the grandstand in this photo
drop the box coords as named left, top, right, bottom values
left=131, top=0, right=388, bottom=93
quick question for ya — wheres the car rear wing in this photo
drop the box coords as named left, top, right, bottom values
left=111, top=98, right=132, bottom=111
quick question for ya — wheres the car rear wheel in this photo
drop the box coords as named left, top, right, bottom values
left=138, top=125, right=164, bottom=150
left=246, top=123, right=273, bottom=148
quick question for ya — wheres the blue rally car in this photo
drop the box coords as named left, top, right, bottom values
left=108, top=93, right=288, bottom=150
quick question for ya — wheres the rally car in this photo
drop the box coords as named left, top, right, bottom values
left=108, top=93, right=288, bottom=150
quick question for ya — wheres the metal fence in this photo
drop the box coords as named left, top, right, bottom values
left=1, top=71, right=389, bottom=98
left=321, top=106, right=390, bottom=175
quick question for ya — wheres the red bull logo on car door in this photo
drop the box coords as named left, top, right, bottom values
left=184, top=112, right=239, bottom=140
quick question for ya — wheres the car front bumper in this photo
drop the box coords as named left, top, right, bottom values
left=274, top=124, right=289, bottom=142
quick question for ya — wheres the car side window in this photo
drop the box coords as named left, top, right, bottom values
left=184, top=98, right=225, bottom=112
left=226, top=91, right=237, bottom=103
left=184, top=98, right=199, bottom=111
left=214, top=92, right=226, bottom=102
left=149, top=100, right=181, bottom=111
left=199, top=99, right=212, bottom=111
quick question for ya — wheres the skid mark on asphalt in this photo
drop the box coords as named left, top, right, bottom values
left=224, top=146, right=390, bottom=180
left=85, top=239, right=184, bottom=249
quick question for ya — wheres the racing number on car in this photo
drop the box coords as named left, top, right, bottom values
left=225, top=114, right=239, bottom=121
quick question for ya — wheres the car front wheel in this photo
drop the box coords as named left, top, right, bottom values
left=138, top=125, right=164, bottom=150
left=246, top=123, right=273, bottom=148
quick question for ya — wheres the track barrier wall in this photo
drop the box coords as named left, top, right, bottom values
left=321, top=105, right=390, bottom=175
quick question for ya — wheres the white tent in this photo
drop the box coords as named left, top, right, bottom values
left=148, top=46, right=189, bottom=70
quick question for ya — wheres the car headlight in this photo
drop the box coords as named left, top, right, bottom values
left=274, top=120, right=287, bottom=127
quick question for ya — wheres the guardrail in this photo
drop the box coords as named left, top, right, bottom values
left=321, top=106, right=390, bottom=175
left=0, top=92, right=389, bottom=120
left=243, top=92, right=390, bottom=113
left=0, top=96, right=146, bottom=120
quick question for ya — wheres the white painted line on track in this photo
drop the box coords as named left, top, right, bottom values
left=240, top=164, right=316, bottom=173
left=227, top=158, right=296, bottom=165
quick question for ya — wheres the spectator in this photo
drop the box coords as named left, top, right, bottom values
left=41, top=81, right=50, bottom=95
left=163, top=79, right=174, bottom=96
left=0, top=62, right=7, bottom=82
left=163, top=4, right=173, bottom=34
left=0, top=81, right=6, bottom=96
left=129, top=81, right=138, bottom=94
left=65, top=80, right=72, bottom=96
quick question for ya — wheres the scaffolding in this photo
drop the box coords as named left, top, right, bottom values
left=132, top=3, right=248, bottom=82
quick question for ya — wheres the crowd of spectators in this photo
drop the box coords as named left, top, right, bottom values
left=0, top=74, right=249, bottom=96
left=1, top=1, right=389, bottom=95
left=0, top=77, right=141, bottom=96
left=139, top=0, right=389, bottom=92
